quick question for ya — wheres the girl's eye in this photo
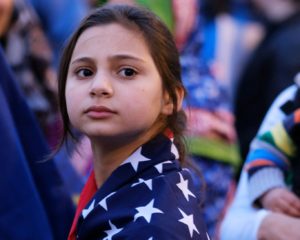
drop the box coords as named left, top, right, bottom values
left=119, top=68, right=137, bottom=78
left=76, top=68, right=93, bottom=78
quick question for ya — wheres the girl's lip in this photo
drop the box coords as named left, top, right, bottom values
left=84, top=106, right=115, bottom=113
left=84, top=106, right=116, bottom=118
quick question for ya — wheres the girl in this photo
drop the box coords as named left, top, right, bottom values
left=58, top=4, right=209, bottom=240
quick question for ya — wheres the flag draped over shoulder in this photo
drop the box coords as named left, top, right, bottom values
left=70, top=133, right=210, bottom=240
left=0, top=47, right=75, bottom=240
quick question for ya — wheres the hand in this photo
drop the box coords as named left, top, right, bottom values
left=258, top=212, right=300, bottom=240
left=260, top=187, right=300, bottom=217
left=185, top=108, right=236, bottom=142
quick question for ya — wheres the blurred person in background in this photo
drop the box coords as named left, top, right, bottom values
left=234, top=0, right=300, bottom=169
left=0, top=0, right=59, bottom=147
left=221, top=82, right=300, bottom=240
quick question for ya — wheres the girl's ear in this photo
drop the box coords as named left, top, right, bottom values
left=161, top=86, right=185, bottom=115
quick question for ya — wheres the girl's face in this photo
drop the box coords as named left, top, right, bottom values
left=65, top=23, right=174, bottom=144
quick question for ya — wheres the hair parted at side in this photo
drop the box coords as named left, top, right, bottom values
left=57, top=4, right=187, bottom=163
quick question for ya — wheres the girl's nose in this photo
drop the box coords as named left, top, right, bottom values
left=89, top=73, right=113, bottom=97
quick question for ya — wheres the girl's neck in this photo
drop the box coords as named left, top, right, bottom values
left=90, top=125, right=164, bottom=188
left=91, top=142, right=134, bottom=188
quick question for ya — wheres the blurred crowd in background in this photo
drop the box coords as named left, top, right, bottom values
left=1, top=0, right=300, bottom=239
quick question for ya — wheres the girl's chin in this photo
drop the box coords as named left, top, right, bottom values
left=86, top=129, right=152, bottom=144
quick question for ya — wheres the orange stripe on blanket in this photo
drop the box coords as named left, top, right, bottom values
left=245, top=159, right=275, bottom=171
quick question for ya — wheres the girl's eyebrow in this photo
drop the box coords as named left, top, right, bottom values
left=70, top=54, right=146, bottom=66
left=70, top=57, right=94, bottom=66
left=108, top=54, right=146, bottom=63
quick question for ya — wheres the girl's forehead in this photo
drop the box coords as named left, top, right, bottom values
left=77, top=23, right=144, bottom=46
left=72, top=23, right=153, bottom=61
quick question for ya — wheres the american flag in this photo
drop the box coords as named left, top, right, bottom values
left=69, top=133, right=210, bottom=240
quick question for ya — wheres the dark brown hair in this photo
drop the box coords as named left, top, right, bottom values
left=57, top=4, right=187, bottom=163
